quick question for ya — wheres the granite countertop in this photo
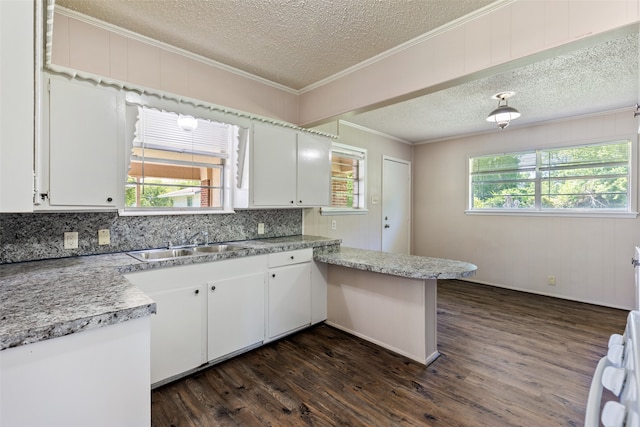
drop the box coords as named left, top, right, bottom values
left=0, top=235, right=341, bottom=351
left=314, top=246, right=477, bottom=280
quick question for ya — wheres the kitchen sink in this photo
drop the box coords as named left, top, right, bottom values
left=128, top=244, right=246, bottom=262
left=191, top=244, right=245, bottom=253
left=128, top=248, right=196, bottom=261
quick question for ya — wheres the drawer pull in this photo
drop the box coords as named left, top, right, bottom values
left=272, top=274, right=276, bottom=278
left=194, top=289, right=200, bottom=295
left=211, top=285, right=216, bottom=292
left=290, top=256, right=294, bottom=260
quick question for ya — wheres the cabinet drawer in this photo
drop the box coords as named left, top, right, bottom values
left=268, top=248, right=312, bottom=268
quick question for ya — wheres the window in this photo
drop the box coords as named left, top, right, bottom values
left=469, top=140, right=631, bottom=213
left=322, top=142, right=366, bottom=215
left=125, top=107, right=240, bottom=211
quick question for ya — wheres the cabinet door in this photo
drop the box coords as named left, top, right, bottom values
left=147, top=285, right=205, bottom=384
left=0, top=0, right=33, bottom=212
left=208, top=272, right=265, bottom=361
left=49, top=79, right=117, bottom=207
left=268, top=263, right=311, bottom=339
left=252, top=123, right=297, bottom=206
left=297, top=133, right=331, bottom=207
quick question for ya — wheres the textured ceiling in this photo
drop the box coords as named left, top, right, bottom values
left=54, top=0, right=639, bottom=143
left=56, top=0, right=495, bottom=90
left=347, top=31, right=640, bottom=142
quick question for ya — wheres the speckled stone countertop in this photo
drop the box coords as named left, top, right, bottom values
left=314, top=246, right=477, bottom=280
left=0, top=235, right=341, bottom=351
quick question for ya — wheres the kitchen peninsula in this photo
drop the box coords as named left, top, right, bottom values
left=315, top=247, right=477, bottom=365
left=0, top=236, right=475, bottom=426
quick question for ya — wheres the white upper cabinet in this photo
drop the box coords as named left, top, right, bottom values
left=251, top=123, right=298, bottom=207
left=38, top=78, right=119, bottom=210
left=297, top=132, right=331, bottom=207
left=0, top=0, right=34, bottom=212
left=245, top=122, right=330, bottom=208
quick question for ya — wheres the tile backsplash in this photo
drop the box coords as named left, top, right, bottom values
left=0, top=209, right=302, bottom=264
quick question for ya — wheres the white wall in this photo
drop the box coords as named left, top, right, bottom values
left=304, top=121, right=412, bottom=250
left=413, top=110, right=639, bottom=309
left=51, top=11, right=299, bottom=124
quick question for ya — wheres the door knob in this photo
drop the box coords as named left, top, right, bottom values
left=384, top=224, right=390, bottom=228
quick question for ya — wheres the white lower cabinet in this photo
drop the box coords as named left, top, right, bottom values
left=146, top=285, right=206, bottom=384
left=126, top=249, right=326, bottom=386
left=208, top=271, right=265, bottom=362
left=267, top=249, right=313, bottom=340
left=0, top=318, right=151, bottom=427
left=125, top=267, right=208, bottom=385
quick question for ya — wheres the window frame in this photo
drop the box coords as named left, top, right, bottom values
left=321, top=142, right=368, bottom=216
left=120, top=94, right=248, bottom=216
left=466, top=139, right=638, bottom=218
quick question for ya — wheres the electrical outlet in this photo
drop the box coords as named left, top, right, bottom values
left=64, top=232, right=78, bottom=249
left=331, top=220, right=337, bottom=230
left=98, top=229, right=110, bottom=245
left=547, top=275, right=556, bottom=286
left=258, top=223, right=265, bottom=234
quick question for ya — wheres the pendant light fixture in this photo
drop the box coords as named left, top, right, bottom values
left=486, top=91, right=520, bottom=129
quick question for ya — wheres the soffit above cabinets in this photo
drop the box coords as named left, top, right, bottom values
left=55, top=0, right=495, bottom=91
left=53, top=1, right=639, bottom=143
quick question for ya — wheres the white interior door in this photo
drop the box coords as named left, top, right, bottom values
left=382, top=157, right=411, bottom=254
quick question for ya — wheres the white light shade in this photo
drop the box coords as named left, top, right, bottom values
left=486, top=105, right=521, bottom=129
left=177, top=115, right=198, bottom=131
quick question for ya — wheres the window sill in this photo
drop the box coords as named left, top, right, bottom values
left=119, top=208, right=236, bottom=216
left=320, top=207, right=368, bottom=216
left=465, top=209, right=638, bottom=219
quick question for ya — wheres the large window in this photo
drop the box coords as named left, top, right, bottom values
left=469, top=140, right=631, bottom=212
left=322, top=142, right=367, bottom=214
left=125, top=107, right=239, bottom=211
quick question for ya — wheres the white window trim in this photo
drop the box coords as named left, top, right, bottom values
left=322, top=142, right=367, bottom=215
left=122, top=95, right=245, bottom=215
left=320, top=207, right=369, bottom=216
left=466, top=138, right=638, bottom=217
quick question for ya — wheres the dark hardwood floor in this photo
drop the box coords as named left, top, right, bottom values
left=151, top=279, right=628, bottom=426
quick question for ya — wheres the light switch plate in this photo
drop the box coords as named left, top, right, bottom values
left=64, top=232, right=78, bottom=249
left=98, top=229, right=110, bottom=245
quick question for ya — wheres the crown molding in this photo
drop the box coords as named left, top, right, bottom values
left=338, top=120, right=413, bottom=145
left=299, top=0, right=515, bottom=94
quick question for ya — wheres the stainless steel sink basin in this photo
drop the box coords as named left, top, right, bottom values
left=128, top=244, right=246, bottom=262
left=191, top=244, right=245, bottom=253
left=128, top=248, right=196, bottom=261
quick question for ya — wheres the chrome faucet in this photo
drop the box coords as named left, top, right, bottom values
left=186, top=230, right=209, bottom=246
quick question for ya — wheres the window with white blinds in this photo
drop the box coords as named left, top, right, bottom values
left=133, top=107, right=230, bottom=158
left=322, top=142, right=367, bottom=214
left=126, top=107, right=237, bottom=210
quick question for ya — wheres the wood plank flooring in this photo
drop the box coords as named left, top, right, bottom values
left=151, top=279, right=628, bottom=426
